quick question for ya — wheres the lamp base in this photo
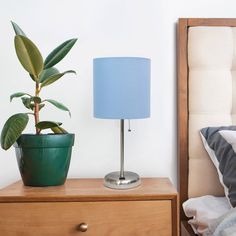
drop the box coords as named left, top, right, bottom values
left=104, top=171, right=141, bottom=190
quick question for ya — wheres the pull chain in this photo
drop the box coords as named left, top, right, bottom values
left=128, top=120, right=131, bottom=132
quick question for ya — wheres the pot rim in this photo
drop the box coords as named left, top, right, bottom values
left=14, top=133, right=75, bottom=148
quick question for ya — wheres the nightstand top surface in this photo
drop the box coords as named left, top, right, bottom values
left=0, top=178, right=177, bottom=202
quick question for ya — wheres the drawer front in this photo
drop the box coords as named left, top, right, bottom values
left=0, top=200, right=172, bottom=236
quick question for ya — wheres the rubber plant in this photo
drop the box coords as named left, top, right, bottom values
left=1, top=22, right=77, bottom=150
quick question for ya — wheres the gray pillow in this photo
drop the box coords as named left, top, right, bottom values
left=200, top=126, right=236, bottom=207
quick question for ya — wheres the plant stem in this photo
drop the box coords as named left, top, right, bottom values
left=34, top=82, right=40, bottom=134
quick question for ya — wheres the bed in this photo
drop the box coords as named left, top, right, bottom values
left=177, top=18, right=236, bottom=235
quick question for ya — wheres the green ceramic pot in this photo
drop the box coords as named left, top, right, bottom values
left=14, top=134, right=75, bottom=187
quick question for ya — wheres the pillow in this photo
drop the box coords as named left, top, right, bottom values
left=200, top=126, right=236, bottom=207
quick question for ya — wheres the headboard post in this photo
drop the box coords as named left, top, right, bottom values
left=177, top=18, right=189, bottom=221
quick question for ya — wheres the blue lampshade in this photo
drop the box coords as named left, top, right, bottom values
left=93, top=57, right=150, bottom=119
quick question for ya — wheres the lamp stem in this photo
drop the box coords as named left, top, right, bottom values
left=120, top=119, right=125, bottom=179
left=103, top=118, right=141, bottom=189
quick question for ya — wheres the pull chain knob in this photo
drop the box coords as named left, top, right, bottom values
left=78, top=223, right=88, bottom=232
left=128, top=119, right=131, bottom=132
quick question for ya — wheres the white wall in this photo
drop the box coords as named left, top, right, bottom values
left=0, top=0, right=236, bottom=189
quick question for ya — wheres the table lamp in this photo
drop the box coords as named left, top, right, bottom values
left=93, top=57, right=150, bottom=189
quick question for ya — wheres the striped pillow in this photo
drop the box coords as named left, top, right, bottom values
left=200, top=126, right=236, bottom=207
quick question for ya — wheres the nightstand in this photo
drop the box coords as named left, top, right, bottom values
left=0, top=178, right=179, bottom=236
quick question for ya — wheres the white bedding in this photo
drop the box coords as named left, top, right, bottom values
left=183, top=195, right=231, bottom=235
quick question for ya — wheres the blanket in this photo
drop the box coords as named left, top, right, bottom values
left=203, top=208, right=236, bottom=236
left=183, top=196, right=231, bottom=234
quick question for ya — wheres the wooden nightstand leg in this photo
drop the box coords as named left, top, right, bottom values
left=172, top=194, right=179, bottom=236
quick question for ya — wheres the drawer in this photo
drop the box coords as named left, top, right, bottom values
left=0, top=200, right=172, bottom=236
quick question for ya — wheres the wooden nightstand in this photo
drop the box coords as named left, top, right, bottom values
left=0, top=178, right=178, bottom=236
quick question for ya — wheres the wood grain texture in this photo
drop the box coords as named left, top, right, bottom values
left=187, top=18, right=236, bottom=26
left=172, top=193, right=180, bottom=236
left=0, top=178, right=177, bottom=202
left=0, top=178, right=179, bottom=235
left=177, top=18, right=189, bottom=221
left=0, top=201, right=172, bottom=236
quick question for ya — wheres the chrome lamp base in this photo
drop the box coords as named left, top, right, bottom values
left=104, top=171, right=141, bottom=190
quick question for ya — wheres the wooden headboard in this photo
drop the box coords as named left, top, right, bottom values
left=177, top=18, right=236, bottom=228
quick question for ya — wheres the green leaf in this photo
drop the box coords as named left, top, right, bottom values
left=35, top=121, right=62, bottom=130
left=40, top=70, right=76, bottom=88
left=21, top=97, right=41, bottom=110
left=11, top=21, right=26, bottom=36
left=29, top=103, right=34, bottom=111
left=39, top=67, right=59, bottom=83
left=44, top=99, right=71, bottom=116
left=10, top=92, right=31, bottom=102
left=21, top=97, right=31, bottom=109
left=29, top=102, right=44, bottom=111
left=32, top=96, right=41, bottom=103
left=14, top=35, right=43, bottom=79
left=39, top=104, right=45, bottom=110
left=44, top=38, right=77, bottom=69
left=29, top=74, right=36, bottom=81
left=1, top=113, right=29, bottom=150
left=51, top=126, right=68, bottom=134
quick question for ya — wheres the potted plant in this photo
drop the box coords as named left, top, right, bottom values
left=0, top=22, right=77, bottom=187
